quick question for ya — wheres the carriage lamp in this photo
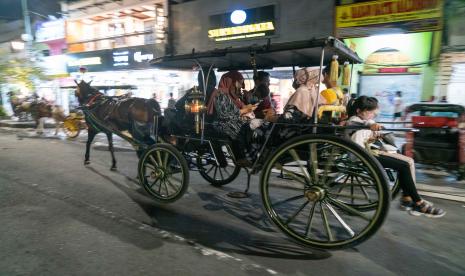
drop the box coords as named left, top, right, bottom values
left=185, top=86, right=206, bottom=134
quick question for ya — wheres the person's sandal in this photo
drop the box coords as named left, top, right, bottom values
left=400, top=199, right=433, bottom=211
left=409, top=201, right=446, bottom=218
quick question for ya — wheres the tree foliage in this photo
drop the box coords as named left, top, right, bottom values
left=0, top=48, right=49, bottom=90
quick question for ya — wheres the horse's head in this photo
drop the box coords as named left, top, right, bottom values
left=74, top=80, right=97, bottom=105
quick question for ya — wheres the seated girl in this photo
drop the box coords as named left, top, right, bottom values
left=346, top=96, right=446, bottom=218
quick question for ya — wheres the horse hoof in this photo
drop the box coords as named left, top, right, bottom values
left=84, top=161, right=90, bottom=165
left=110, top=167, right=117, bottom=171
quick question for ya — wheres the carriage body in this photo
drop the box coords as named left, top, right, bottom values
left=403, top=103, right=465, bottom=179
left=74, top=37, right=395, bottom=251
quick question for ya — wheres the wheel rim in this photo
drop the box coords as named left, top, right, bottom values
left=198, top=145, right=240, bottom=185
left=261, top=137, right=388, bottom=249
left=64, top=120, right=79, bottom=138
left=141, top=147, right=186, bottom=200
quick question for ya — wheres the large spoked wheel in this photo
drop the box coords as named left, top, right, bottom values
left=138, top=144, right=189, bottom=204
left=260, top=135, right=390, bottom=250
left=63, top=117, right=81, bottom=138
left=197, top=144, right=241, bottom=186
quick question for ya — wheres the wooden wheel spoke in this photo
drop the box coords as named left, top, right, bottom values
left=213, top=167, right=218, bottom=180
left=309, top=144, right=319, bottom=183
left=320, top=146, right=337, bottom=186
left=288, top=149, right=311, bottom=183
left=284, top=200, right=310, bottom=226
left=324, top=201, right=355, bottom=237
left=148, top=155, right=159, bottom=167
left=156, top=151, right=163, bottom=168
left=205, top=164, right=215, bottom=174
left=326, top=197, right=371, bottom=221
left=162, top=151, right=169, bottom=168
left=274, top=164, right=307, bottom=185
left=149, top=178, right=160, bottom=188
left=218, top=166, right=225, bottom=180
left=305, top=201, right=317, bottom=237
left=320, top=202, right=334, bottom=242
left=273, top=194, right=305, bottom=208
left=144, top=163, right=156, bottom=171
left=165, top=178, right=179, bottom=192
left=328, top=192, right=374, bottom=201
left=162, top=179, right=170, bottom=196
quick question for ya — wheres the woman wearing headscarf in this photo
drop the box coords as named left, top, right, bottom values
left=281, top=67, right=323, bottom=122
left=207, top=70, right=257, bottom=166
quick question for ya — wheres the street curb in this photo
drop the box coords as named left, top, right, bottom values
left=0, top=120, right=55, bottom=129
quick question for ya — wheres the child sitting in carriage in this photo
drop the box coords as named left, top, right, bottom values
left=346, top=96, right=446, bottom=218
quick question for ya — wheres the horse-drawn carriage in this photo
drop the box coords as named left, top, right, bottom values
left=76, top=37, right=397, bottom=250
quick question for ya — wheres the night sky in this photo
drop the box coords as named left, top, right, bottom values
left=0, top=0, right=62, bottom=21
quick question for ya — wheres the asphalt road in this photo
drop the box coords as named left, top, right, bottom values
left=1, top=128, right=464, bottom=276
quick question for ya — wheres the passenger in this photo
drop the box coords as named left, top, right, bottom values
left=347, top=96, right=446, bottom=218
left=207, top=71, right=257, bottom=166
left=245, top=71, right=275, bottom=119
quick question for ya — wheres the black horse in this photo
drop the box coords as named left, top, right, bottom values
left=74, top=80, right=161, bottom=170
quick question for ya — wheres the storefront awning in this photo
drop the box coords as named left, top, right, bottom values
left=150, top=37, right=363, bottom=71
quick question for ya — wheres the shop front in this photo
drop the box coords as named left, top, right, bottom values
left=335, top=0, right=444, bottom=120
left=65, top=44, right=195, bottom=109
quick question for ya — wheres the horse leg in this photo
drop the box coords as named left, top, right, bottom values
left=106, top=132, right=117, bottom=171
left=85, top=127, right=98, bottom=165
left=36, top=117, right=44, bottom=135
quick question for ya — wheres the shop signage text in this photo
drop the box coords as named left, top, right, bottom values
left=209, top=5, right=275, bottom=42
left=336, top=0, right=443, bottom=37
left=337, top=0, right=442, bottom=28
left=66, top=45, right=156, bottom=72
left=68, top=57, right=102, bottom=67
left=378, top=67, right=408, bottom=73
left=208, top=22, right=275, bottom=41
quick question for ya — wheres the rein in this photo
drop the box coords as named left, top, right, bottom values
left=86, top=93, right=103, bottom=107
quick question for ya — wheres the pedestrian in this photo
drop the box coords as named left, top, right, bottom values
left=167, top=92, right=176, bottom=109
left=393, top=91, right=403, bottom=125
left=245, top=71, right=274, bottom=119
left=347, top=96, right=446, bottom=218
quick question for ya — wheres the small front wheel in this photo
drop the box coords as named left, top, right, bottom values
left=197, top=144, right=241, bottom=186
left=138, top=144, right=189, bottom=204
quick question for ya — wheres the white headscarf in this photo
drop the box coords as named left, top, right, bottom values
left=285, top=68, right=320, bottom=117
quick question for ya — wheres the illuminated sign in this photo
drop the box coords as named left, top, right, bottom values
left=134, top=51, right=154, bottom=62
left=230, top=10, right=247, bottom=25
left=208, top=22, right=274, bottom=39
left=68, top=57, right=102, bottom=67
left=113, top=51, right=129, bottom=66
left=35, top=19, right=65, bottom=42
left=336, top=0, right=443, bottom=37
left=66, top=45, right=157, bottom=72
left=209, top=5, right=275, bottom=42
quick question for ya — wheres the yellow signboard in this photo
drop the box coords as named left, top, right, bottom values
left=336, top=0, right=443, bottom=28
left=208, top=22, right=275, bottom=39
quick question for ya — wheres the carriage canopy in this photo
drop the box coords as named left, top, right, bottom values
left=150, top=36, right=363, bottom=71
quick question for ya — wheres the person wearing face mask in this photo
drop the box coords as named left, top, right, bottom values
left=207, top=71, right=257, bottom=166
left=346, top=96, right=446, bottom=218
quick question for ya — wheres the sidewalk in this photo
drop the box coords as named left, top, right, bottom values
left=0, top=118, right=56, bottom=129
